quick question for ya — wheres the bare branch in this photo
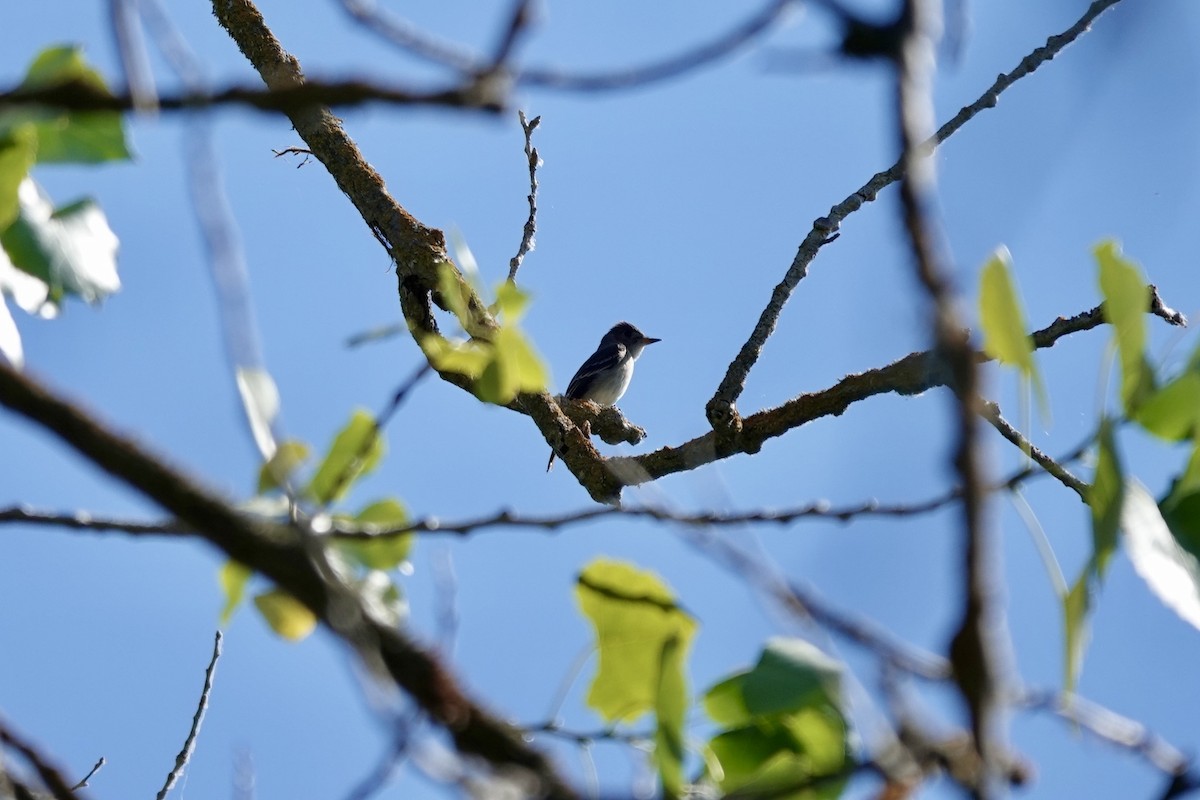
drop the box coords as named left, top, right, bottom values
left=981, top=401, right=1087, bottom=499
left=0, top=716, right=83, bottom=800
left=621, top=296, right=1179, bottom=488
left=518, top=0, right=794, bottom=91
left=0, top=361, right=577, bottom=797
left=157, top=631, right=223, bottom=800
left=108, top=0, right=157, bottom=110
left=706, top=0, right=1129, bottom=434
left=892, top=0, right=1003, bottom=789
left=507, top=111, right=542, bottom=283
left=71, top=757, right=106, bottom=791
left=0, top=78, right=504, bottom=114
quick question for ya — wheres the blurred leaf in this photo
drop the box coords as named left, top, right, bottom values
left=704, top=672, right=751, bottom=728
left=422, top=334, right=490, bottom=379
left=742, top=638, right=843, bottom=718
left=336, top=498, right=413, bottom=571
left=979, top=246, right=1047, bottom=417
left=0, top=125, right=36, bottom=228
left=0, top=298, right=22, bottom=368
left=256, top=439, right=311, bottom=494
left=219, top=561, right=252, bottom=626
left=477, top=325, right=548, bottom=404
left=575, top=558, right=696, bottom=725
left=703, top=639, right=850, bottom=799
left=305, top=409, right=383, bottom=506
left=1088, top=418, right=1123, bottom=579
left=1124, top=481, right=1200, bottom=631
left=0, top=45, right=131, bottom=164
left=492, top=280, right=531, bottom=323
left=1062, top=572, right=1090, bottom=694
left=1095, top=240, right=1154, bottom=413
left=1, top=181, right=119, bottom=308
left=354, top=569, right=408, bottom=628
left=254, top=587, right=317, bottom=641
left=1135, top=372, right=1200, bottom=442
left=436, top=262, right=472, bottom=328
left=655, top=633, right=688, bottom=797
left=236, top=366, right=280, bottom=462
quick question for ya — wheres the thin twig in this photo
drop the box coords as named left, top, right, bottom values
left=705, top=0, right=1129, bottom=432
left=518, top=0, right=795, bottom=90
left=981, top=401, right=1087, bottom=499
left=108, top=0, right=157, bottom=110
left=507, top=111, right=541, bottom=283
left=71, top=757, right=106, bottom=791
left=157, top=631, right=223, bottom=800
left=0, top=716, right=83, bottom=800
left=0, top=359, right=576, bottom=797
left=342, top=711, right=421, bottom=800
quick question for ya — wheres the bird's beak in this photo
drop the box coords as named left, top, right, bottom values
left=642, top=336, right=661, bottom=345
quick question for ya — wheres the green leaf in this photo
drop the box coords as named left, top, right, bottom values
left=704, top=672, right=752, bottom=727
left=2, top=46, right=131, bottom=164
left=1095, top=240, right=1154, bottom=413
left=1135, top=371, right=1200, bottom=442
left=336, top=498, right=413, bottom=571
left=1124, top=481, right=1200, bottom=631
left=422, top=334, right=491, bottom=379
left=0, top=183, right=119, bottom=308
left=979, top=246, right=1046, bottom=417
left=254, top=587, right=318, bottom=641
left=436, top=262, right=472, bottom=328
left=1062, top=572, right=1090, bottom=694
left=575, top=558, right=696, bottom=724
left=218, top=561, right=252, bottom=626
left=256, top=439, right=311, bottom=494
left=492, top=280, right=531, bottom=323
left=305, top=409, right=383, bottom=506
left=0, top=127, right=37, bottom=229
left=655, top=633, right=688, bottom=798
left=703, top=640, right=850, bottom=799
left=477, top=325, right=548, bottom=404
left=1088, top=418, right=1123, bottom=579
left=742, top=638, right=843, bottom=718
left=979, top=247, right=1034, bottom=371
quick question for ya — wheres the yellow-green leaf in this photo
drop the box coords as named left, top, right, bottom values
left=256, top=439, right=311, bottom=494
left=336, top=498, right=413, bottom=571
left=493, top=280, right=531, bottom=323
left=656, top=633, right=689, bottom=798
left=575, top=558, right=696, bottom=724
left=1089, top=418, right=1123, bottom=578
left=9, top=46, right=131, bottom=164
left=305, top=409, right=383, bottom=506
left=218, top=561, right=252, bottom=626
left=478, top=326, right=548, bottom=404
left=422, top=334, right=491, bottom=379
left=254, top=588, right=317, bottom=641
left=0, top=126, right=36, bottom=229
left=979, top=247, right=1034, bottom=372
left=1063, top=572, right=1090, bottom=694
left=1096, top=240, right=1154, bottom=413
left=1135, top=372, right=1200, bottom=442
left=436, top=262, right=472, bottom=328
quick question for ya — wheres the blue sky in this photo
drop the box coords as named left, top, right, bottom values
left=3, top=1, right=1200, bottom=798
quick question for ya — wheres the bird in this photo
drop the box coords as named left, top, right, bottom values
left=547, top=321, right=660, bottom=471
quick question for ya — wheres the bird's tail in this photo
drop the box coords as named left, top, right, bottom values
left=546, top=449, right=556, bottom=472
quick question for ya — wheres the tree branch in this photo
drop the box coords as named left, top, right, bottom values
left=705, top=0, right=1128, bottom=435
left=0, top=360, right=577, bottom=798
left=157, top=631, right=223, bottom=800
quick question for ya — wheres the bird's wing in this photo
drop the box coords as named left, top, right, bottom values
left=564, top=342, right=626, bottom=399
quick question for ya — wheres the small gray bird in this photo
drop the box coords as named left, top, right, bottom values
left=547, top=321, right=660, bottom=471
